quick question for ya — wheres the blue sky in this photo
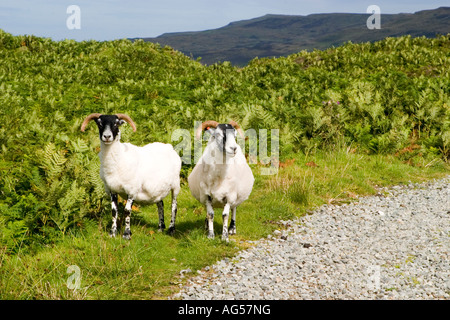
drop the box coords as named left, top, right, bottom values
left=0, top=0, right=448, bottom=41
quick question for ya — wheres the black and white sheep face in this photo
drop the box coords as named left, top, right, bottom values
left=209, top=124, right=238, bottom=157
left=95, top=115, right=125, bottom=144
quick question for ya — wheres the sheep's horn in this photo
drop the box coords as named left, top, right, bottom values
left=116, top=114, right=137, bottom=132
left=81, top=113, right=102, bottom=132
left=229, top=121, right=245, bottom=139
left=196, top=120, right=219, bottom=139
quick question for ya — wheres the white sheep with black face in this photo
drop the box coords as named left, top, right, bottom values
left=188, top=120, right=254, bottom=242
left=81, top=113, right=181, bottom=240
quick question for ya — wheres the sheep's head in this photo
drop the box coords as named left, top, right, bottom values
left=197, top=120, right=244, bottom=157
left=81, top=113, right=136, bottom=144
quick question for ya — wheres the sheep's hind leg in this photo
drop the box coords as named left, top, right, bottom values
left=229, top=207, right=237, bottom=235
left=110, top=193, right=119, bottom=237
left=157, top=200, right=165, bottom=232
left=168, top=190, right=177, bottom=236
left=122, top=197, right=134, bottom=240
left=206, top=196, right=215, bottom=239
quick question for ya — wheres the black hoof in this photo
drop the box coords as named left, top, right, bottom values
left=122, top=230, right=132, bottom=240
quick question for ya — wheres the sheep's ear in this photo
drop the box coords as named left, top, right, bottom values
left=118, top=119, right=126, bottom=126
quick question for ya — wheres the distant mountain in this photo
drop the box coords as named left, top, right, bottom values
left=139, top=7, right=450, bottom=65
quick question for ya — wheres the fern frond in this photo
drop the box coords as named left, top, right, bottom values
left=39, top=143, right=68, bottom=179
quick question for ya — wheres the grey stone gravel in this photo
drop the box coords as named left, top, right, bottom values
left=172, top=176, right=450, bottom=300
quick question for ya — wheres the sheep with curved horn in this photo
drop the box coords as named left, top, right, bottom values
left=188, top=120, right=254, bottom=242
left=81, top=113, right=181, bottom=240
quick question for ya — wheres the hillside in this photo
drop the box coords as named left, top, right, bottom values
left=0, top=31, right=449, bottom=298
left=141, top=7, right=450, bottom=65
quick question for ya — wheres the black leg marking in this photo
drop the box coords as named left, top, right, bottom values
left=122, top=197, right=133, bottom=240
left=157, top=200, right=165, bottom=232
left=168, top=206, right=176, bottom=235
left=110, top=193, right=119, bottom=237
left=229, top=207, right=237, bottom=235
left=229, top=219, right=236, bottom=232
left=122, top=228, right=132, bottom=240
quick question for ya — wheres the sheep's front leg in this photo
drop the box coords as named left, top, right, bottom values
left=123, top=197, right=134, bottom=240
left=229, top=207, right=237, bottom=235
left=110, top=193, right=119, bottom=237
left=222, top=203, right=231, bottom=242
left=157, top=200, right=165, bottom=232
left=206, top=196, right=215, bottom=239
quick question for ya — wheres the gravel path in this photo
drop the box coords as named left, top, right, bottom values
left=172, top=176, right=450, bottom=300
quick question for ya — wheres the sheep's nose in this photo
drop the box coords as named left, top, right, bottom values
left=231, top=146, right=237, bottom=153
left=103, top=134, right=112, bottom=140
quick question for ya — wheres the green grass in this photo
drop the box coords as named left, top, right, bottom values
left=1, top=147, right=447, bottom=299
